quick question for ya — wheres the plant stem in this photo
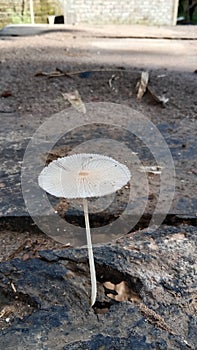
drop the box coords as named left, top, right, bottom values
left=83, top=198, right=97, bottom=306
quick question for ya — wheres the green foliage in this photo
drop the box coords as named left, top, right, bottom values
left=178, top=0, right=197, bottom=24
left=0, top=0, right=63, bottom=28
left=10, top=13, right=31, bottom=24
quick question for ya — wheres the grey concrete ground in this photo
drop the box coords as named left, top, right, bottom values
left=1, top=24, right=196, bottom=72
left=0, top=23, right=197, bottom=39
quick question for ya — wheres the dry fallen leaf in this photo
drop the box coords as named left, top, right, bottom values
left=139, top=165, right=163, bottom=175
left=136, top=71, right=149, bottom=100
left=104, top=281, right=141, bottom=303
left=108, top=74, right=119, bottom=91
left=147, top=86, right=169, bottom=106
left=62, top=90, right=86, bottom=113
left=1, top=90, right=12, bottom=98
left=11, top=282, right=17, bottom=293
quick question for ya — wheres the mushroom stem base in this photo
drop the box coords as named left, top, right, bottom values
left=83, top=198, right=97, bottom=306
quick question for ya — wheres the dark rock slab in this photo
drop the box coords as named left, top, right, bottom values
left=0, top=225, right=196, bottom=349
left=63, top=333, right=167, bottom=350
left=0, top=112, right=37, bottom=217
left=157, top=119, right=197, bottom=218
left=0, top=109, right=196, bottom=243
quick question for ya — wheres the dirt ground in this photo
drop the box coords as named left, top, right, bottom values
left=0, top=29, right=197, bottom=253
left=0, top=29, right=196, bottom=332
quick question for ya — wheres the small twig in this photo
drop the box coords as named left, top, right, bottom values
left=35, top=70, right=73, bottom=79
left=0, top=110, right=16, bottom=113
left=139, top=302, right=174, bottom=334
left=139, top=303, right=194, bottom=349
left=35, top=67, right=141, bottom=79
left=6, top=239, right=32, bottom=260
left=11, top=282, right=17, bottom=293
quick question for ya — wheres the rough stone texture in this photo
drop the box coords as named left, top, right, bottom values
left=0, top=79, right=196, bottom=222
left=0, top=225, right=196, bottom=349
left=0, top=28, right=196, bottom=234
left=0, top=27, right=196, bottom=348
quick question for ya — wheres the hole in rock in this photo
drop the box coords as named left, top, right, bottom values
left=103, top=281, right=141, bottom=303
left=93, top=300, right=114, bottom=314
left=97, top=265, right=142, bottom=305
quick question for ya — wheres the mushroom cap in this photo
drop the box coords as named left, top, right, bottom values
left=38, top=153, right=131, bottom=199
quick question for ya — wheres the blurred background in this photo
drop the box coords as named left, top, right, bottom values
left=0, top=1, right=197, bottom=30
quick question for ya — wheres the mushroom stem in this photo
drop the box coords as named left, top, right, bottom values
left=83, top=198, right=97, bottom=306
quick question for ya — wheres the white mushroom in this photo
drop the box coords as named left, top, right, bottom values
left=38, top=153, right=131, bottom=306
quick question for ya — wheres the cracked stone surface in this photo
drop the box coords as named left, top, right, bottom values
left=0, top=225, right=196, bottom=349
left=0, top=27, right=196, bottom=350
left=0, top=30, right=197, bottom=224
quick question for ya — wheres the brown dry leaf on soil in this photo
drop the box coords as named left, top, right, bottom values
left=1, top=90, right=12, bottom=98
left=136, top=72, right=169, bottom=106
left=147, top=86, right=169, bottom=106
left=62, top=90, right=86, bottom=113
left=139, top=165, right=163, bottom=175
left=136, top=71, right=149, bottom=100
left=104, top=281, right=141, bottom=303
